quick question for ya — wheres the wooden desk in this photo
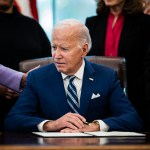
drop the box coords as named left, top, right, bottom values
left=0, top=132, right=150, bottom=150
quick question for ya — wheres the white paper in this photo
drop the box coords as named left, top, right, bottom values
left=32, top=132, right=92, bottom=137
left=84, top=131, right=145, bottom=137
left=33, top=131, right=145, bottom=137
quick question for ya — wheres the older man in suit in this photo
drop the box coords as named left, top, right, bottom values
left=5, top=19, right=143, bottom=132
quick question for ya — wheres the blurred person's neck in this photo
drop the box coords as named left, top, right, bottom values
left=109, top=4, right=124, bottom=28
left=110, top=8, right=122, bottom=17
left=110, top=1, right=125, bottom=17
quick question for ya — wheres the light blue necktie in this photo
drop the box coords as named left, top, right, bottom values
left=67, top=76, right=79, bottom=113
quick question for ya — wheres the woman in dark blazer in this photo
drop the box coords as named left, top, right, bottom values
left=85, top=0, right=150, bottom=131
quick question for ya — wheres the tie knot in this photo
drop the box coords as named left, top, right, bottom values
left=68, top=75, right=76, bottom=82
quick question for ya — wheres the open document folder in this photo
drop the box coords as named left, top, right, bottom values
left=32, top=131, right=145, bottom=137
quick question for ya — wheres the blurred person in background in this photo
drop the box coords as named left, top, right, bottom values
left=85, top=0, right=150, bottom=131
left=0, top=0, right=51, bottom=130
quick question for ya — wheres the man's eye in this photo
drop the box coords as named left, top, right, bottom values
left=61, top=47, right=68, bottom=51
left=52, top=46, right=57, bottom=50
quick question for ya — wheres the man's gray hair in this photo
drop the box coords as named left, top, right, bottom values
left=53, top=19, right=92, bottom=51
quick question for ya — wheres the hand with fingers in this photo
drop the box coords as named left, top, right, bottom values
left=20, top=65, right=40, bottom=89
left=60, top=122, right=100, bottom=133
left=43, top=112, right=87, bottom=132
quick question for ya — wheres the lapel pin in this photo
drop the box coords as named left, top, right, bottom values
left=89, top=78, right=94, bottom=81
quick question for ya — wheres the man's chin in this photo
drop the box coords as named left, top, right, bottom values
left=56, top=68, right=69, bottom=75
left=56, top=67, right=64, bottom=73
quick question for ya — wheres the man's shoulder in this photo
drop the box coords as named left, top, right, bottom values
left=92, top=62, right=114, bottom=72
left=86, top=60, right=115, bottom=74
left=29, top=63, right=55, bottom=76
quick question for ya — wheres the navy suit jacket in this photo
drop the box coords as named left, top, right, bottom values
left=5, top=60, right=143, bottom=132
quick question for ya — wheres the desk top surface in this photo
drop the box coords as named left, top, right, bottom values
left=0, top=132, right=150, bottom=150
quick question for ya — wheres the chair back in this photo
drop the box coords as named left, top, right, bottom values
left=19, top=56, right=127, bottom=94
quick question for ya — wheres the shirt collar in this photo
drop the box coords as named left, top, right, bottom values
left=62, top=60, right=85, bottom=80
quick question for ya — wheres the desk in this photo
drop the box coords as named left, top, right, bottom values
left=0, top=132, right=150, bottom=150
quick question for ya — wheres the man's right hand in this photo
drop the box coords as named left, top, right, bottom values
left=43, top=112, right=86, bottom=132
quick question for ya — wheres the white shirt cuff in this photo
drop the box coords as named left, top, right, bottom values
left=37, top=120, right=49, bottom=132
left=97, top=120, right=109, bottom=131
left=38, top=120, right=109, bottom=132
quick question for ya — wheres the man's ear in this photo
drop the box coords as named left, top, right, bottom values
left=81, top=43, right=88, bottom=58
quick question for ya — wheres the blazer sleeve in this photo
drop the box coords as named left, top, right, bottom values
left=4, top=71, right=45, bottom=132
left=0, top=64, right=24, bottom=92
left=102, top=71, right=143, bottom=131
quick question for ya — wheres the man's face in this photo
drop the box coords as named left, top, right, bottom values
left=52, top=28, right=87, bottom=75
left=0, top=0, right=14, bottom=11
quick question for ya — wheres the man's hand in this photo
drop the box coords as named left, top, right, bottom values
left=60, top=122, right=100, bottom=133
left=43, top=112, right=87, bottom=132
left=20, top=65, right=40, bottom=88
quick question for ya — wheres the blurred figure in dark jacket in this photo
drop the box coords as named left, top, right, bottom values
left=85, top=0, right=150, bottom=131
left=0, top=0, right=51, bottom=130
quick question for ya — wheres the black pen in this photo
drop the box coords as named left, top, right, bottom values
left=83, top=121, right=90, bottom=126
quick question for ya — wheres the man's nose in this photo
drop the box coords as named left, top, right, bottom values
left=53, top=48, right=61, bottom=58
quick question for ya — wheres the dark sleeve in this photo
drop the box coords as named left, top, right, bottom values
left=102, top=71, right=143, bottom=131
left=144, top=42, right=150, bottom=130
left=4, top=72, right=45, bottom=132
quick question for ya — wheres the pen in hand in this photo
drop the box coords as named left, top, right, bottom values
left=83, top=121, right=90, bottom=126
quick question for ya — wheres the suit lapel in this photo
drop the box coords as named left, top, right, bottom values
left=48, top=65, right=71, bottom=113
left=79, top=60, right=95, bottom=116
